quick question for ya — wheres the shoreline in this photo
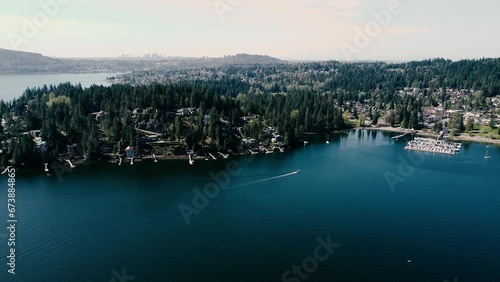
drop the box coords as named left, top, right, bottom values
left=366, top=126, right=500, bottom=145
left=4, top=127, right=498, bottom=172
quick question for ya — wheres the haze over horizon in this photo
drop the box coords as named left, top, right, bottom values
left=1, top=0, right=499, bottom=61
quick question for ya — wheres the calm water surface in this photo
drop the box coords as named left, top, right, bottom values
left=0, top=130, right=499, bottom=281
left=0, top=73, right=116, bottom=101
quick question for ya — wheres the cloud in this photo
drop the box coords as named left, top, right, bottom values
left=2, top=0, right=491, bottom=60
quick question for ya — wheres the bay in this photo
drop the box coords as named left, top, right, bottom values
left=0, top=130, right=499, bottom=281
left=0, top=73, right=116, bottom=101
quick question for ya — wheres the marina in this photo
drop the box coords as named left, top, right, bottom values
left=405, top=137, right=462, bottom=155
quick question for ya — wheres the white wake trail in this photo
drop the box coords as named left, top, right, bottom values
left=224, top=170, right=300, bottom=191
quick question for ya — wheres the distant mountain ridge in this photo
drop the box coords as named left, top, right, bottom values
left=0, top=49, right=283, bottom=74
left=218, top=54, right=282, bottom=64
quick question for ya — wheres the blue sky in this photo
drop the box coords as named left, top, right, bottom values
left=1, top=0, right=499, bottom=60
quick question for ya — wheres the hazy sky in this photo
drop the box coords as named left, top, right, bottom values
left=1, top=0, right=499, bottom=60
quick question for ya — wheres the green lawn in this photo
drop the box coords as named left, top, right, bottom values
left=470, top=125, right=500, bottom=139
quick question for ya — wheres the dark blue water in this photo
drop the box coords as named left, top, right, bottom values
left=0, top=73, right=114, bottom=101
left=1, top=130, right=499, bottom=282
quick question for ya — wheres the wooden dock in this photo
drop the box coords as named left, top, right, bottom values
left=218, top=152, right=229, bottom=159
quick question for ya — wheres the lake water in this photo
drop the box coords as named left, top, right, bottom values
left=0, top=130, right=499, bottom=281
left=0, top=73, right=116, bottom=101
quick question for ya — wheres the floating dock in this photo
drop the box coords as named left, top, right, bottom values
left=264, top=148, right=274, bottom=154
left=405, top=137, right=461, bottom=155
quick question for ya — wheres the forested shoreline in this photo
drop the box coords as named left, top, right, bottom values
left=1, top=58, right=499, bottom=168
left=0, top=80, right=345, bottom=167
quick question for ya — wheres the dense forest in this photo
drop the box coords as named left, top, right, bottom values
left=120, top=58, right=500, bottom=100
left=1, top=57, right=499, bottom=167
left=0, top=80, right=344, bottom=167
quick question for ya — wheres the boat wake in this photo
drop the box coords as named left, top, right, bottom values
left=223, top=170, right=301, bottom=191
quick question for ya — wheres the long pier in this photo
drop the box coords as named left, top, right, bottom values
left=218, top=152, right=229, bottom=159
left=66, top=160, right=76, bottom=168
left=392, top=133, right=409, bottom=140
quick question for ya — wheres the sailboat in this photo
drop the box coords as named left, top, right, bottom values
left=484, top=149, right=491, bottom=160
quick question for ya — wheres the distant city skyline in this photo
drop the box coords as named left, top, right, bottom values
left=1, top=0, right=499, bottom=61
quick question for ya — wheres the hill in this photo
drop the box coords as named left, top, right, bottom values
left=0, top=48, right=66, bottom=73
left=0, top=49, right=283, bottom=74
left=218, top=54, right=283, bottom=64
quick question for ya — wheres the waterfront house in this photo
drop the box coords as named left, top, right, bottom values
left=125, top=146, right=135, bottom=159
